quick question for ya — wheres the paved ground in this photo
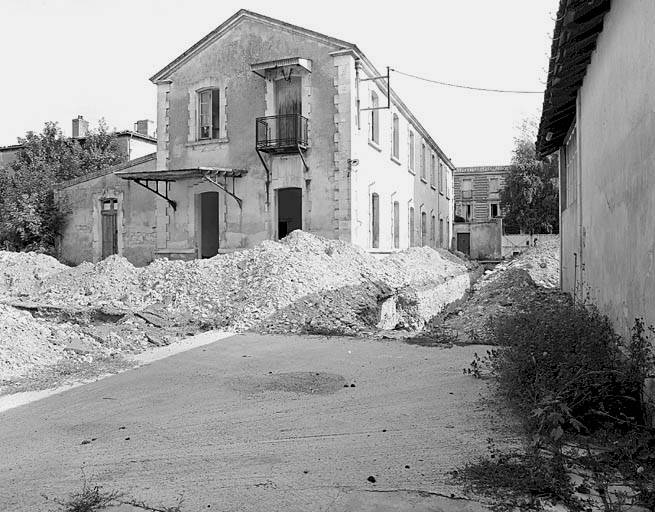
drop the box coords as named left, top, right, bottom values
left=0, top=333, right=518, bottom=511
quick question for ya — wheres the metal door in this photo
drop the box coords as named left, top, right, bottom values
left=457, top=232, right=470, bottom=255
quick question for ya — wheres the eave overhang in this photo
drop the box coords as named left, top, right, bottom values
left=536, top=0, right=611, bottom=158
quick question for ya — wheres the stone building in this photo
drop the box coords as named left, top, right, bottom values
left=453, top=165, right=509, bottom=223
left=56, top=9, right=455, bottom=264
left=536, top=0, right=654, bottom=337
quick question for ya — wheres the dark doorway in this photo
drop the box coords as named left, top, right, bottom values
left=200, top=192, right=219, bottom=258
left=457, top=232, right=471, bottom=255
left=277, top=187, right=302, bottom=239
left=101, top=198, right=118, bottom=259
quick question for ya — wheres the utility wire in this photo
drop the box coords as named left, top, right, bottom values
left=390, top=68, right=543, bottom=94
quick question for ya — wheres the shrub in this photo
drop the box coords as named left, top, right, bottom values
left=484, top=300, right=650, bottom=442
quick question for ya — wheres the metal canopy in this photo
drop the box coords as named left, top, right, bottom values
left=250, top=57, right=312, bottom=78
left=116, top=167, right=248, bottom=209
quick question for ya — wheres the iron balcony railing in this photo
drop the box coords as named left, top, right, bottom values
left=256, top=114, right=308, bottom=153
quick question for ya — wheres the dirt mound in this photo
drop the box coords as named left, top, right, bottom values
left=431, top=240, right=563, bottom=344
left=442, top=268, right=543, bottom=343
left=4, top=231, right=468, bottom=334
left=37, top=255, right=141, bottom=309
left=0, top=251, right=65, bottom=298
left=501, top=237, right=559, bottom=288
left=0, top=232, right=472, bottom=388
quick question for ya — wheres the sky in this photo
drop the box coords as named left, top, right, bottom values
left=0, top=0, right=559, bottom=167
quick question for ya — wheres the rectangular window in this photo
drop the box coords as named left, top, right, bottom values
left=430, top=154, right=436, bottom=186
left=489, top=177, right=500, bottom=200
left=421, top=212, right=427, bottom=246
left=393, top=201, right=400, bottom=249
left=420, top=144, right=427, bottom=181
left=409, top=206, right=415, bottom=246
left=409, top=131, right=415, bottom=171
left=392, top=114, right=399, bottom=159
left=439, top=218, right=444, bottom=246
left=371, top=193, right=380, bottom=248
left=465, top=204, right=472, bottom=221
left=198, top=88, right=220, bottom=140
left=370, top=92, right=379, bottom=144
left=431, top=215, right=436, bottom=245
left=462, top=178, right=472, bottom=199
left=490, top=203, right=499, bottom=218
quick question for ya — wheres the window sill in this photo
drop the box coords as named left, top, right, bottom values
left=408, top=168, right=416, bottom=175
left=420, top=178, right=428, bottom=184
left=430, top=185, right=437, bottom=190
left=186, top=137, right=229, bottom=148
left=390, top=155, right=401, bottom=165
left=368, top=140, right=382, bottom=152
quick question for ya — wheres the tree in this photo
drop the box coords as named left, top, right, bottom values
left=500, top=116, right=559, bottom=235
left=0, top=120, right=126, bottom=253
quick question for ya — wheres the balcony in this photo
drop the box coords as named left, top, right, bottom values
left=256, top=114, right=308, bottom=154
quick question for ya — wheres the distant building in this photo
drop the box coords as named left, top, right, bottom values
left=56, top=9, right=455, bottom=265
left=453, top=166, right=510, bottom=223
left=0, top=116, right=156, bottom=171
left=0, top=144, right=21, bottom=170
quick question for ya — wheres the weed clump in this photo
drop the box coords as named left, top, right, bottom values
left=458, top=299, right=655, bottom=511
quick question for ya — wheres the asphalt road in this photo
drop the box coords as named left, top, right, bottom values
left=0, top=333, right=516, bottom=511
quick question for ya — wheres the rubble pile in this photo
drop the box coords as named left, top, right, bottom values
left=0, top=304, right=64, bottom=381
left=438, top=237, right=562, bottom=343
left=0, top=232, right=472, bottom=384
left=500, top=237, right=559, bottom=288
left=5, top=231, right=467, bottom=333
left=0, top=251, right=65, bottom=298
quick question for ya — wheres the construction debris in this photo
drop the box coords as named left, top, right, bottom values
left=1, top=231, right=474, bottom=387
left=435, top=236, right=562, bottom=343
left=498, top=237, right=559, bottom=288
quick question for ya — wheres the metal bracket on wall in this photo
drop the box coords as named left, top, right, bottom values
left=201, top=172, right=243, bottom=209
left=133, top=179, right=177, bottom=211
left=296, top=144, right=309, bottom=172
left=359, top=66, right=391, bottom=111
left=256, top=149, right=271, bottom=209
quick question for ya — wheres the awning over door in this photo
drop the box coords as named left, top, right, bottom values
left=115, top=167, right=248, bottom=209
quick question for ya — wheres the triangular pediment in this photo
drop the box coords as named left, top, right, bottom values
left=150, top=9, right=357, bottom=83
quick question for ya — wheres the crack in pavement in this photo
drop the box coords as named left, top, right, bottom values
left=359, top=488, right=473, bottom=501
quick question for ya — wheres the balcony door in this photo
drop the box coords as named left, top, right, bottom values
left=275, top=76, right=301, bottom=145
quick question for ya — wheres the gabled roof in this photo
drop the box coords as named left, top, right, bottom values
left=150, top=9, right=357, bottom=83
left=149, top=9, right=456, bottom=170
left=536, top=0, right=611, bottom=157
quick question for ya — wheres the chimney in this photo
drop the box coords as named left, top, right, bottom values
left=134, top=119, right=154, bottom=138
left=72, top=115, right=89, bottom=138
